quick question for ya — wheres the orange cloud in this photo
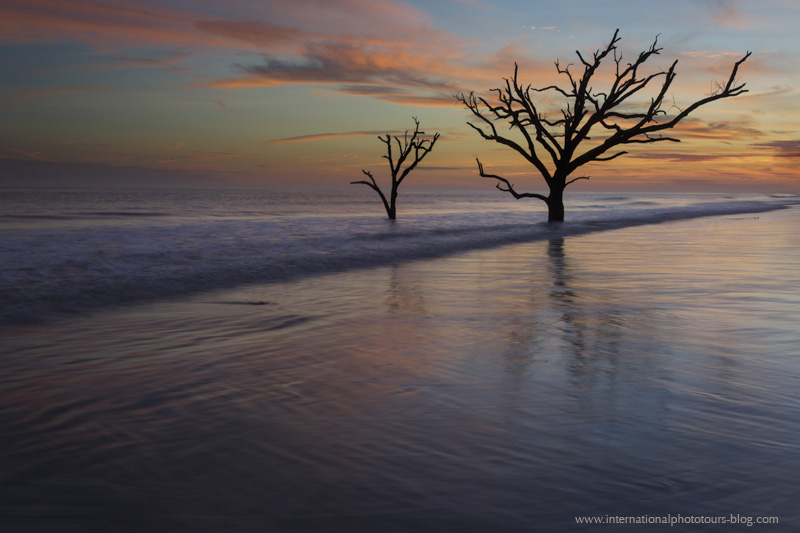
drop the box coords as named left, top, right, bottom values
left=203, top=33, right=467, bottom=106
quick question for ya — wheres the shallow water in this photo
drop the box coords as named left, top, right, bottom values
left=2, top=187, right=795, bottom=326
left=1, top=207, right=799, bottom=531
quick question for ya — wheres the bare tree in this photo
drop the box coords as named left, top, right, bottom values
left=351, top=117, right=440, bottom=220
left=456, top=29, right=750, bottom=222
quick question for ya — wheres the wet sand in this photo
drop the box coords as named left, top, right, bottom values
left=2, top=207, right=799, bottom=531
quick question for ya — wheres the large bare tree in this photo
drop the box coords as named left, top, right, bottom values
left=456, top=30, right=750, bottom=222
left=351, top=117, right=440, bottom=220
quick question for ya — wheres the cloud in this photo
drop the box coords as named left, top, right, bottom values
left=237, top=36, right=461, bottom=86
left=266, top=123, right=450, bottom=144
left=18, top=85, right=115, bottom=99
left=752, top=140, right=800, bottom=157
left=666, top=117, right=765, bottom=142
left=704, top=0, right=748, bottom=28
left=0, top=0, right=477, bottom=107
left=680, top=50, right=741, bottom=59
left=212, top=99, right=226, bottom=108
left=8, top=148, right=48, bottom=160
left=0, top=0, right=208, bottom=48
left=209, top=34, right=465, bottom=106
left=264, top=131, right=392, bottom=145
left=112, top=51, right=191, bottom=72
left=193, top=20, right=311, bottom=49
left=192, top=1, right=471, bottom=106
left=332, top=85, right=456, bottom=107
left=630, top=152, right=741, bottom=163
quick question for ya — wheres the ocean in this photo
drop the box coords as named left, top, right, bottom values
left=1, top=187, right=796, bottom=326
left=2, top=187, right=800, bottom=531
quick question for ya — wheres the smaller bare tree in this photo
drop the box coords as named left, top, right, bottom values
left=351, top=117, right=440, bottom=220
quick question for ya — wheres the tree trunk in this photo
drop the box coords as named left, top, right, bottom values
left=547, top=186, right=565, bottom=222
left=387, top=186, right=398, bottom=220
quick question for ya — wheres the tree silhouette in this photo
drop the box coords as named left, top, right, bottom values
left=351, top=117, right=440, bottom=220
left=456, top=30, right=750, bottom=222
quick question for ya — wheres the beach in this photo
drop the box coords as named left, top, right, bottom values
left=1, top=195, right=799, bottom=531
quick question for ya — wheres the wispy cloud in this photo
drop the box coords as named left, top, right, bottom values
left=8, top=148, right=48, bottom=160
left=630, top=152, right=742, bottom=163
left=325, top=84, right=456, bottom=107
left=193, top=20, right=312, bottom=49
left=113, top=51, right=191, bottom=72
left=666, top=117, right=765, bottom=142
left=238, top=43, right=455, bottom=87
left=265, top=131, right=392, bottom=145
left=704, top=0, right=750, bottom=28
left=0, top=0, right=205, bottom=47
left=19, top=85, right=114, bottom=99
left=680, top=50, right=741, bottom=59
left=752, top=139, right=800, bottom=157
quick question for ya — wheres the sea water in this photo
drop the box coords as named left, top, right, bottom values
left=1, top=187, right=796, bottom=326
left=2, top=187, right=800, bottom=531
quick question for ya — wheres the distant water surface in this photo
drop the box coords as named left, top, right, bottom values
left=1, top=198, right=799, bottom=531
left=1, top=187, right=797, bottom=325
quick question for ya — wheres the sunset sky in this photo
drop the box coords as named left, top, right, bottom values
left=1, top=0, right=798, bottom=191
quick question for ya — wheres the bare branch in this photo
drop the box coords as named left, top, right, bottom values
left=593, top=151, right=628, bottom=162
left=565, top=175, right=590, bottom=187
left=476, top=159, right=549, bottom=203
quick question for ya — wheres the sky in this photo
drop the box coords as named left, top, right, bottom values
left=0, top=0, right=798, bottom=192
